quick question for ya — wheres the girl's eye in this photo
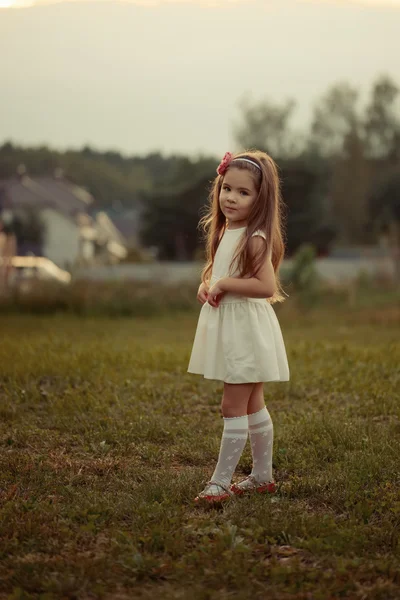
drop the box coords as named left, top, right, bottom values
left=223, top=186, right=230, bottom=191
left=241, top=191, right=248, bottom=196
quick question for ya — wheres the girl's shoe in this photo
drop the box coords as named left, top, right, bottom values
left=230, top=475, right=276, bottom=496
left=194, top=480, right=234, bottom=504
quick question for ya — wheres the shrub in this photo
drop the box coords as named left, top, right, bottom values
left=0, top=279, right=198, bottom=317
left=284, top=244, right=321, bottom=308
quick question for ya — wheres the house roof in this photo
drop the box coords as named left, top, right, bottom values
left=0, top=175, right=90, bottom=223
left=0, top=177, right=50, bottom=210
left=35, top=176, right=94, bottom=214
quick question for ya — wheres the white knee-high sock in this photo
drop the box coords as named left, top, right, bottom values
left=248, top=406, right=274, bottom=482
left=210, top=415, right=248, bottom=488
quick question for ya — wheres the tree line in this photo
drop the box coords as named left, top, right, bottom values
left=0, top=74, right=399, bottom=260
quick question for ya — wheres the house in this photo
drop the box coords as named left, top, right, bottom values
left=106, top=206, right=142, bottom=252
left=0, top=168, right=127, bottom=270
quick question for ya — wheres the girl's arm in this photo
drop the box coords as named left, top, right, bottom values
left=209, top=237, right=276, bottom=304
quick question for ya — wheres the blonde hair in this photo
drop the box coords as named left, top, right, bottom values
left=199, top=150, right=287, bottom=304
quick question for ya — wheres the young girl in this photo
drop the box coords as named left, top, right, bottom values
left=188, top=150, right=290, bottom=503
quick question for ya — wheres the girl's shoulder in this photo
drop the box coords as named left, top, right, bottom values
left=250, top=229, right=272, bottom=258
left=251, top=229, right=267, bottom=240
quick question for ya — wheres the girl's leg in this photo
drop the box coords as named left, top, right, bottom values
left=236, top=382, right=274, bottom=489
left=221, top=382, right=255, bottom=418
left=247, top=382, right=265, bottom=415
left=196, top=383, right=254, bottom=500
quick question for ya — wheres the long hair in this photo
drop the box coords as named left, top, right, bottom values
left=199, top=150, right=287, bottom=304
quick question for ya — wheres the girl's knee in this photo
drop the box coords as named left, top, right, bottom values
left=222, top=405, right=246, bottom=418
left=221, top=383, right=254, bottom=417
left=220, top=396, right=233, bottom=415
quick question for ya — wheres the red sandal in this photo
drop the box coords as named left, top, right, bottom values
left=230, top=475, right=276, bottom=496
left=194, top=480, right=234, bottom=504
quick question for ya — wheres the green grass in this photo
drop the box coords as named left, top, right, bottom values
left=0, top=303, right=399, bottom=599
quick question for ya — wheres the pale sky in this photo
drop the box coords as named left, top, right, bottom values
left=2, top=0, right=400, bottom=7
left=1, top=0, right=399, bottom=155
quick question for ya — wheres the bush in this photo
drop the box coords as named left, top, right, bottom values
left=284, top=244, right=321, bottom=308
left=0, top=279, right=198, bottom=317
left=1, top=270, right=398, bottom=319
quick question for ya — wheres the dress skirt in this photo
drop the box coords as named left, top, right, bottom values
left=187, top=296, right=290, bottom=384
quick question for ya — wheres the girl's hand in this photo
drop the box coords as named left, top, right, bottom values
left=197, top=282, right=209, bottom=305
left=207, top=280, right=226, bottom=308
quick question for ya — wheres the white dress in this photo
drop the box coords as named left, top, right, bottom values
left=187, top=227, right=290, bottom=384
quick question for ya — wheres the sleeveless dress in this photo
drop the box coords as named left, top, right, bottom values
left=187, top=227, right=290, bottom=384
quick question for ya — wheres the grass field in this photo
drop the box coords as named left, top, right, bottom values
left=1, top=300, right=399, bottom=599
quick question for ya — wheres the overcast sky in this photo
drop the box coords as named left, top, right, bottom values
left=1, top=0, right=399, bottom=156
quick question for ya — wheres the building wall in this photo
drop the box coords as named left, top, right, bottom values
left=41, top=209, right=80, bottom=269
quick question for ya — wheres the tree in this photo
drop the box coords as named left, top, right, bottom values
left=280, top=160, right=336, bottom=255
left=141, top=158, right=216, bottom=260
left=0, top=142, right=59, bottom=179
left=234, top=97, right=299, bottom=159
left=368, top=169, right=400, bottom=282
left=62, top=152, right=144, bottom=209
left=309, top=82, right=360, bottom=158
left=369, top=168, right=400, bottom=224
left=330, top=127, right=370, bottom=244
left=364, top=75, right=400, bottom=160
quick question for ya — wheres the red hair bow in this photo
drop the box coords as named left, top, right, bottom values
left=217, top=152, right=233, bottom=176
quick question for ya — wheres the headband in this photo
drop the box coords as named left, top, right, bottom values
left=216, top=152, right=261, bottom=175
left=233, top=158, right=261, bottom=171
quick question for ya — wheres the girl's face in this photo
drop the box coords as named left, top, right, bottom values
left=219, top=167, right=258, bottom=229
